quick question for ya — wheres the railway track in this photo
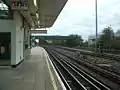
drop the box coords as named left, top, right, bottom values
left=53, top=46, right=120, bottom=75
left=45, top=48, right=112, bottom=90
left=52, top=48, right=120, bottom=84
left=56, top=46, right=120, bottom=62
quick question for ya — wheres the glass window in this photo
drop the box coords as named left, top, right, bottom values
left=0, top=0, right=13, bottom=19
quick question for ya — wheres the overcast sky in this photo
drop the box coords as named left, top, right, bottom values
left=47, top=0, right=120, bottom=40
left=1, top=0, right=120, bottom=40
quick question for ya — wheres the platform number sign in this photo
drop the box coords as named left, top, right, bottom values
left=11, top=0, right=28, bottom=10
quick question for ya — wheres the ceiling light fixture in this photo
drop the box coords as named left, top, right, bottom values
left=33, top=0, right=37, bottom=7
left=38, top=21, right=40, bottom=24
left=36, top=13, right=39, bottom=19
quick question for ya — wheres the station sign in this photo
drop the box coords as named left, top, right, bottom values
left=10, top=0, right=28, bottom=10
left=30, top=30, right=47, bottom=34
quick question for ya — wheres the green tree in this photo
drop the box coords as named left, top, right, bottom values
left=98, top=25, right=114, bottom=49
left=110, top=37, right=120, bottom=50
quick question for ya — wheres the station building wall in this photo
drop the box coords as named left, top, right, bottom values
left=0, top=11, right=24, bottom=65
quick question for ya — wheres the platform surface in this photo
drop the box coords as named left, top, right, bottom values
left=0, top=46, right=64, bottom=90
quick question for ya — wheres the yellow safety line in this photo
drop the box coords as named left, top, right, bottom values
left=45, top=50, right=58, bottom=90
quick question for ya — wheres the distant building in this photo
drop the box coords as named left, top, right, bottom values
left=88, top=34, right=100, bottom=46
left=115, top=30, right=120, bottom=37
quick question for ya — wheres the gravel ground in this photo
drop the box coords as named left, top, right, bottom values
left=54, top=47, right=120, bottom=75
left=54, top=51, right=120, bottom=90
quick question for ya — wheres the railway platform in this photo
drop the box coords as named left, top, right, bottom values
left=0, top=46, right=66, bottom=90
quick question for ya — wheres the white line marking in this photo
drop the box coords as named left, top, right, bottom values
left=42, top=48, right=67, bottom=90
left=45, top=54, right=58, bottom=90
left=41, top=48, right=58, bottom=90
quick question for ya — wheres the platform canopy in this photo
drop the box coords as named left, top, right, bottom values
left=2, top=0, right=68, bottom=28
left=37, top=0, right=68, bottom=28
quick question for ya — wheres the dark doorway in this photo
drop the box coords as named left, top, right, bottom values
left=0, top=32, right=11, bottom=65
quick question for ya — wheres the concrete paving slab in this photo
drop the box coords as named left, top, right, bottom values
left=0, top=46, right=65, bottom=90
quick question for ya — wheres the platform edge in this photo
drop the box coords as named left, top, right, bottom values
left=43, top=49, right=67, bottom=90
